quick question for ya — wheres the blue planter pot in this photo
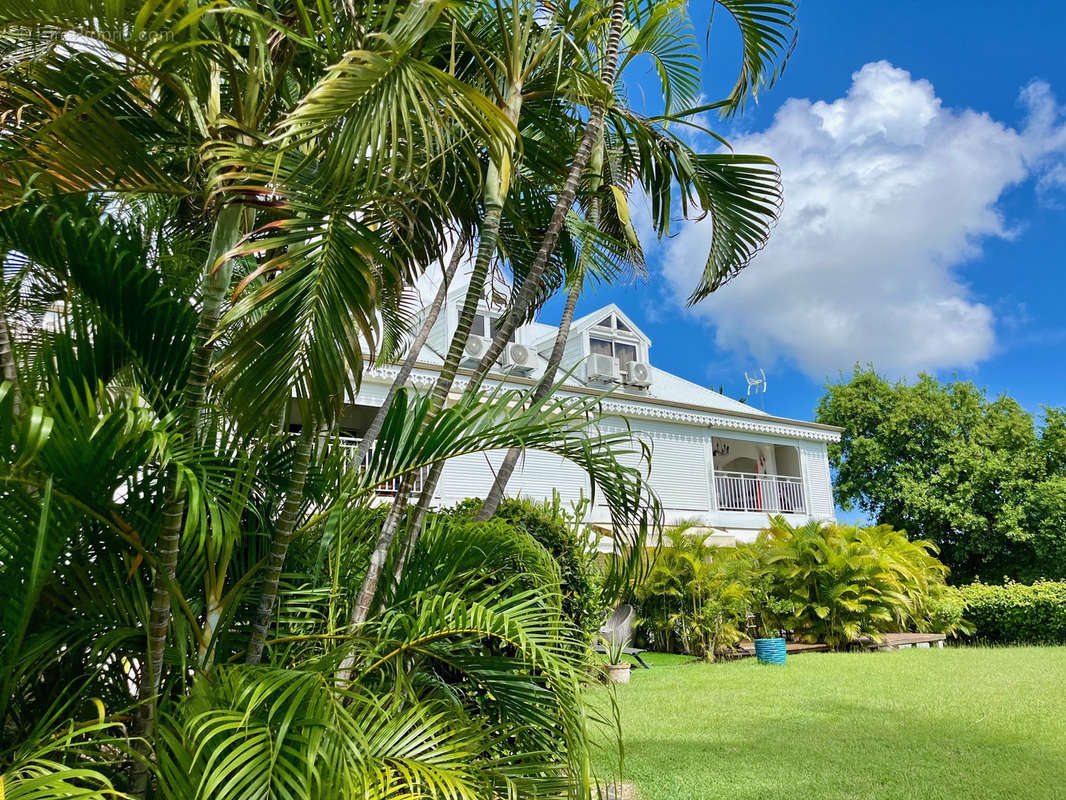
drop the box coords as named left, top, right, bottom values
left=754, top=637, right=787, bottom=665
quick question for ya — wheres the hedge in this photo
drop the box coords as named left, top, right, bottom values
left=957, top=581, right=1066, bottom=645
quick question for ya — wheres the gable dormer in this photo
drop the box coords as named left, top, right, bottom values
left=422, top=277, right=518, bottom=362
left=418, top=275, right=533, bottom=369
left=539, top=304, right=652, bottom=388
left=585, top=310, right=649, bottom=373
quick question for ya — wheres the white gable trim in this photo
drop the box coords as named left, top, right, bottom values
left=531, top=302, right=652, bottom=351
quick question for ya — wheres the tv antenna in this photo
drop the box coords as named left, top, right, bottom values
left=745, top=368, right=767, bottom=410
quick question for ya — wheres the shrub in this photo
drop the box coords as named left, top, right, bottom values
left=454, top=495, right=608, bottom=642
left=631, top=517, right=960, bottom=655
left=920, top=585, right=972, bottom=637
left=631, top=522, right=750, bottom=659
left=956, top=581, right=1066, bottom=645
left=761, top=517, right=952, bottom=649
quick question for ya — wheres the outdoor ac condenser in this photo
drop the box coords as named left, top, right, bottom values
left=625, top=361, right=653, bottom=388
left=463, top=335, right=489, bottom=363
left=503, top=342, right=534, bottom=372
left=585, top=353, right=621, bottom=383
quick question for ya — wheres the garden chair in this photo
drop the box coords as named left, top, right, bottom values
left=595, top=604, right=650, bottom=668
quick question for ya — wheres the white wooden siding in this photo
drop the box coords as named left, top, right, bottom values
left=426, top=305, right=450, bottom=355
left=507, top=450, right=591, bottom=505
left=558, top=331, right=587, bottom=376
left=436, top=449, right=590, bottom=507
left=592, top=418, right=712, bottom=513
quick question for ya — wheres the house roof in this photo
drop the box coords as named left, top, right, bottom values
left=641, top=367, right=768, bottom=416
left=412, top=277, right=774, bottom=420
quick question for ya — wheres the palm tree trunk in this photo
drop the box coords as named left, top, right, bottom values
left=245, top=425, right=316, bottom=664
left=477, top=279, right=581, bottom=520
left=468, top=0, right=624, bottom=387
left=405, top=0, right=626, bottom=534
left=179, top=205, right=245, bottom=432
left=342, top=83, right=524, bottom=649
left=0, top=309, right=20, bottom=417
left=352, top=241, right=466, bottom=467
left=389, top=457, right=443, bottom=584
left=343, top=211, right=500, bottom=641
left=477, top=139, right=605, bottom=519
left=130, top=204, right=243, bottom=796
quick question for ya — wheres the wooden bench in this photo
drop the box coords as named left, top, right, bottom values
left=859, top=632, right=947, bottom=651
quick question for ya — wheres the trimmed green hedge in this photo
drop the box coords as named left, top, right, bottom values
left=957, top=581, right=1066, bottom=645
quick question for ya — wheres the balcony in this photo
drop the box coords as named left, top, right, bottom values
left=714, top=471, right=806, bottom=515
left=333, top=435, right=428, bottom=497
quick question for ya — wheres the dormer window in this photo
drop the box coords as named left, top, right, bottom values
left=587, top=312, right=644, bottom=373
left=595, top=314, right=631, bottom=333
left=472, top=311, right=515, bottom=343
left=589, top=336, right=637, bottom=370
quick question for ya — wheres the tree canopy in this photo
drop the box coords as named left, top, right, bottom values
left=816, top=366, right=1066, bottom=584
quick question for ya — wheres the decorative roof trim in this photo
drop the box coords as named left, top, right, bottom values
left=359, top=364, right=841, bottom=443
left=598, top=399, right=839, bottom=442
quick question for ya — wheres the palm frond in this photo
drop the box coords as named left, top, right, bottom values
left=0, top=194, right=199, bottom=407
left=710, top=0, right=797, bottom=116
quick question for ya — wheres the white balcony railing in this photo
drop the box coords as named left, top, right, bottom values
left=713, top=471, right=806, bottom=514
left=333, top=435, right=427, bottom=497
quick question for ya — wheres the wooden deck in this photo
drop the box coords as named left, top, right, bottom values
left=736, top=640, right=830, bottom=656
left=731, top=632, right=947, bottom=659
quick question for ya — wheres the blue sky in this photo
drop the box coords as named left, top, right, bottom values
left=542, top=1, right=1066, bottom=424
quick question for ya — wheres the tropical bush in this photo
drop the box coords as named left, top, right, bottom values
left=956, top=581, right=1066, bottom=645
left=921, top=585, right=971, bottom=636
left=456, top=494, right=609, bottom=641
left=763, top=517, right=955, bottom=649
left=632, top=523, right=751, bottom=659
left=632, top=517, right=961, bottom=655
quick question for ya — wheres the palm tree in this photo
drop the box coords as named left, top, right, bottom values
left=347, top=0, right=636, bottom=624
left=0, top=2, right=798, bottom=796
left=348, top=0, right=612, bottom=627
left=0, top=2, right=532, bottom=791
left=478, top=0, right=794, bottom=518
left=0, top=192, right=660, bottom=795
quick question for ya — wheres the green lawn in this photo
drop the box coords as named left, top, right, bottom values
left=592, top=647, right=1066, bottom=800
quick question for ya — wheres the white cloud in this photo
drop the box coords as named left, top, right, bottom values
left=660, top=61, right=1066, bottom=378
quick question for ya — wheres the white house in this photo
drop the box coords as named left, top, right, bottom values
left=339, top=279, right=841, bottom=544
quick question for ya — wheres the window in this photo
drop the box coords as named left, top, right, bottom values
left=615, top=342, right=637, bottom=370
left=589, top=336, right=638, bottom=370
left=472, top=312, right=515, bottom=343
left=589, top=337, right=613, bottom=357
left=594, top=313, right=632, bottom=333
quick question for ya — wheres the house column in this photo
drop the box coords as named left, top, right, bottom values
left=706, top=434, right=719, bottom=513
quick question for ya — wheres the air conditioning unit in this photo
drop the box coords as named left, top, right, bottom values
left=585, top=353, right=621, bottom=383
left=462, top=335, right=489, bottom=363
left=625, top=361, right=653, bottom=388
left=503, top=342, right=534, bottom=372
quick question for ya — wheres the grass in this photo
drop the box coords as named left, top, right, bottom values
left=592, top=647, right=1066, bottom=799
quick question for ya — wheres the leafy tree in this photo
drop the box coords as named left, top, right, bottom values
left=817, top=366, right=1066, bottom=583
